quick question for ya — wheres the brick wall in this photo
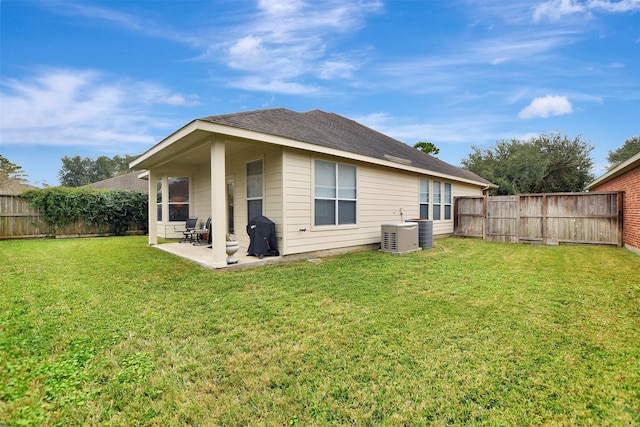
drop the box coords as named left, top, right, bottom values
left=592, top=165, right=640, bottom=251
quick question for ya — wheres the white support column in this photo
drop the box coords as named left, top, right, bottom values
left=147, top=170, right=158, bottom=245
left=210, top=140, right=228, bottom=268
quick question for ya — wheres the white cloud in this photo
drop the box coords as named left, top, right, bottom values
left=375, top=27, right=579, bottom=95
left=42, top=1, right=383, bottom=94
left=588, top=0, right=640, bottom=13
left=228, top=35, right=270, bottom=70
left=46, top=1, right=202, bottom=47
left=533, top=0, right=640, bottom=22
left=226, top=76, right=320, bottom=95
left=318, top=59, right=358, bottom=79
left=533, top=0, right=586, bottom=21
left=258, top=0, right=304, bottom=16
left=0, top=68, right=195, bottom=147
left=518, top=95, right=573, bottom=119
left=219, top=0, right=382, bottom=92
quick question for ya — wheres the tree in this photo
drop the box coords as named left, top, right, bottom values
left=413, top=141, right=440, bottom=156
left=607, top=136, right=640, bottom=166
left=58, top=154, right=137, bottom=187
left=461, top=132, right=594, bottom=195
left=0, top=155, right=28, bottom=186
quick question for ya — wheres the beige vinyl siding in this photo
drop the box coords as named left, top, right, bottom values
left=225, top=143, right=283, bottom=250
left=283, top=149, right=419, bottom=255
left=192, top=166, right=211, bottom=227
left=281, top=149, right=312, bottom=255
left=359, top=168, right=418, bottom=223
left=282, top=148, right=485, bottom=255
left=264, top=148, right=283, bottom=228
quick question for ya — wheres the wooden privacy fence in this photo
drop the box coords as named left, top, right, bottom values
left=0, top=194, right=51, bottom=238
left=0, top=194, right=146, bottom=239
left=454, top=192, right=623, bottom=246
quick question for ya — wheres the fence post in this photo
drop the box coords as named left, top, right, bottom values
left=516, top=195, right=521, bottom=243
left=542, top=194, right=548, bottom=245
left=453, top=196, right=459, bottom=236
left=617, top=191, right=624, bottom=247
left=482, top=193, right=487, bottom=241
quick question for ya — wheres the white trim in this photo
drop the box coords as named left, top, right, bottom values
left=311, top=158, right=358, bottom=229
left=419, top=177, right=430, bottom=219
left=246, top=157, right=264, bottom=219
left=226, top=175, right=235, bottom=235
left=444, top=182, right=452, bottom=221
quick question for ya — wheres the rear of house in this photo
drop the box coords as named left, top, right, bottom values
left=132, top=109, right=494, bottom=267
left=586, top=152, right=640, bottom=253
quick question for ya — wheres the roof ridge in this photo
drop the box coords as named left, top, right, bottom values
left=200, top=107, right=291, bottom=121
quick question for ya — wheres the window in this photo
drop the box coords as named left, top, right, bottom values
left=227, top=180, right=235, bottom=234
left=444, top=183, right=452, bottom=220
left=433, top=181, right=441, bottom=221
left=314, top=160, right=356, bottom=226
left=247, top=160, right=263, bottom=221
left=156, top=179, right=162, bottom=222
left=419, top=178, right=429, bottom=219
left=168, top=177, right=189, bottom=221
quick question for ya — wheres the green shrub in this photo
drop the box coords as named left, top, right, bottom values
left=22, top=187, right=148, bottom=236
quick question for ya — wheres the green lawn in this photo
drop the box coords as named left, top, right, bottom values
left=1, top=237, right=639, bottom=426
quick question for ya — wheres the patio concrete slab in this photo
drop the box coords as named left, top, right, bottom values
left=154, top=242, right=282, bottom=271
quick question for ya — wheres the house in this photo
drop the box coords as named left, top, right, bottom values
left=0, top=179, right=36, bottom=195
left=130, top=108, right=495, bottom=267
left=586, top=151, right=640, bottom=254
left=83, top=171, right=148, bottom=193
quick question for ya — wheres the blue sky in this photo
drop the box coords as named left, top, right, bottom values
left=1, top=0, right=639, bottom=186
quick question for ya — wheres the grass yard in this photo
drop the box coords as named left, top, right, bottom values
left=1, top=237, right=639, bottom=426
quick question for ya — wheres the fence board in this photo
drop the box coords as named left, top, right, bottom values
left=454, top=197, right=485, bottom=238
left=454, top=192, right=623, bottom=246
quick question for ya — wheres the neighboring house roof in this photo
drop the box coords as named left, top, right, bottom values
left=200, top=109, right=494, bottom=186
left=83, top=171, right=148, bottom=192
left=0, top=179, right=36, bottom=195
left=585, top=151, right=640, bottom=190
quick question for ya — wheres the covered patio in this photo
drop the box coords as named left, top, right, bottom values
left=131, top=123, right=272, bottom=268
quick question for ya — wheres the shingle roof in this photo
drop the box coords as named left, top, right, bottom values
left=83, top=171, right=148, bottom=192
left=0, top=179, right=36, bottom=195
left=199, top=108, right=492, bottom=186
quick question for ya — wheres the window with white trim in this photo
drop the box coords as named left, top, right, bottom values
left=419, top=178, right=429, bottom=219
left=444, top=182, right=452, bottom=220
left=247, top=160, right=263, bottom=221
left=314, top=159, right=356, bottom=226
left=433, top=181, right=441, bottom=221
left=168, top=177, right=189, bottom=222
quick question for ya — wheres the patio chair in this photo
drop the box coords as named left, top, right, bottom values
left=176, top=216, right=198, bottom=243
left=192, top=217, right=211, bottom=246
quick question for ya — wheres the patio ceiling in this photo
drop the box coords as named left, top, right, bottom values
left=135, top=128, right=260, bottom=171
